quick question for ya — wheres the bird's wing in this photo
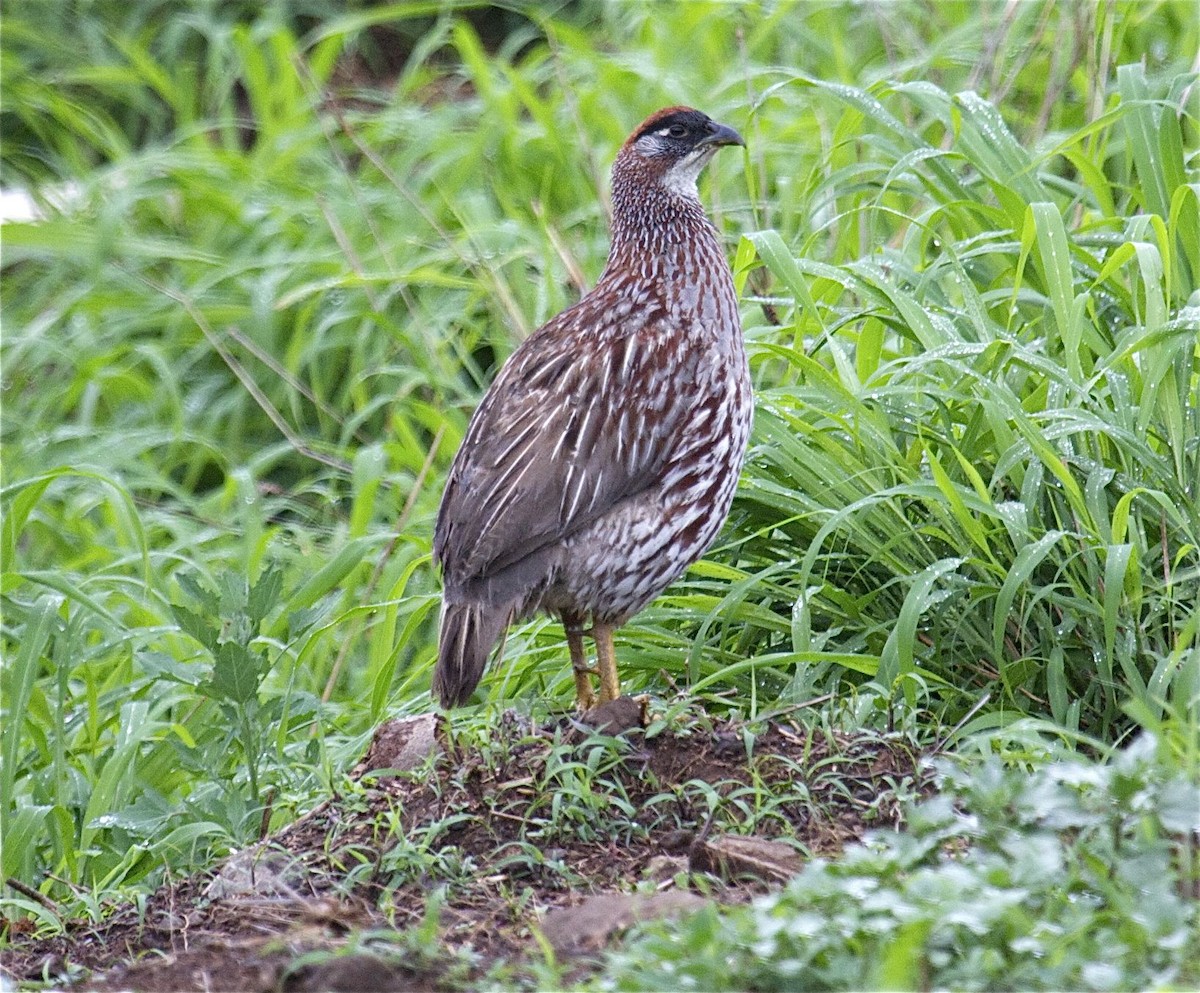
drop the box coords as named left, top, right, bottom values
left=434, top=295, right=702, bottom=587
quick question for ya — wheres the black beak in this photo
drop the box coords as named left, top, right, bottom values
left=697, top=120, right=745, bottom=149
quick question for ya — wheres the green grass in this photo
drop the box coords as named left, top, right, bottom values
left=2, top=0, right=1198, bottom=987
left=730, top=66, right=1200, bottom=739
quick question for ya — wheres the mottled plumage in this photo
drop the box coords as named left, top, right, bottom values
left=433, top=107, right=752, bottom=708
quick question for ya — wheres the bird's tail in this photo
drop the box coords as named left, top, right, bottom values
left=433, top=599, right=514, bottom=707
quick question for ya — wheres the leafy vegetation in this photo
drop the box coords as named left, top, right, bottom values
left=601, top=734, right=1200, bottom=991
left=2, top=0, right=1197, bottom=988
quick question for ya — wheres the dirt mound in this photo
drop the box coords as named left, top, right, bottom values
left=2, top=710, right=925, bottom=991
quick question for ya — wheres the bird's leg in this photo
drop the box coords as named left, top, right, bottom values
left=593, top=621, right=621, bottom=703
left=564, top=619, right=596, bottom=711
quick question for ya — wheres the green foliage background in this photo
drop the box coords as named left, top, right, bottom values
left=2, top=0, right=1198, bottom=986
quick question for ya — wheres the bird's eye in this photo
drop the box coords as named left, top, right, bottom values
left=667, top=124, right=687, bottom=138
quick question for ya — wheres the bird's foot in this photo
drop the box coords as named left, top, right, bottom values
left=572, top=661, right=597, bottom=712
left=565, top=618, right=619, bottom=709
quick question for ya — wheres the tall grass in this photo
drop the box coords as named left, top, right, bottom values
left=2, top=0, right=1197, bottom=907
left=723, top=68, right=1200, bottom=743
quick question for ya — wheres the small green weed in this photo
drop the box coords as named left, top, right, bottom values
left=169, top=566, right=283, bottom=809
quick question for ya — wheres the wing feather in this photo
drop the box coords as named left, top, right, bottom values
left=434, top=294, right=697, bottom=593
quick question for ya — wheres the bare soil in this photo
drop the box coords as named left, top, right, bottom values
left=2, top=709, right=926, bottom=992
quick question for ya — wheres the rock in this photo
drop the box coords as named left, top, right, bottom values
left=538, top=891, right=709, bottom=956
left=204, top=843, right=303, bottom=900
left=642, top=854, right=689, bottom=884
left=284, top=953, right=423, bottom=992
left=355, top=713, right=443, bottom=777
left=578, top=696, right=647, bottom=736
left=689, top=833, right=804, bottom=883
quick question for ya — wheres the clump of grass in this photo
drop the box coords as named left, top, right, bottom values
left=714, top=65, right=1200, bottom=741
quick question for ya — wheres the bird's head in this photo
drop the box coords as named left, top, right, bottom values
left=616, top=106, right=744, bottom=200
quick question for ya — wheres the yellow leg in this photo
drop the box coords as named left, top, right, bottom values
left=593, top=621, right=621, bottom=703
left=565, top=622, right=596, bottom=711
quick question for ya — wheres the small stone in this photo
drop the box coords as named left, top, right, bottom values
left=538, top=891, right=709, bottom=956
left=643, top=854, right=689, bottom=883
left=355, top=713, right=443, bottom=777
left=689, top=833, right=804, bottom=883
left=285, top=953, right=422, bottom=992
left=579, top=696, right=647, bottom=735
left=204, top=844, right=302, bottom=900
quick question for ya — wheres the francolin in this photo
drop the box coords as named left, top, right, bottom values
left=433, top=107, right=751, bottom=710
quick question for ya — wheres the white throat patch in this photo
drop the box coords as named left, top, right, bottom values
left=660, top=147, right=718, bottom=199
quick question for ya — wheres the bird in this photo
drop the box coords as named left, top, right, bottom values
left=432, top=106, right=752, bottom=711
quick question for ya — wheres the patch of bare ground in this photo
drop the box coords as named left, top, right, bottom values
left=2, top=709, right=927, bottom=992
